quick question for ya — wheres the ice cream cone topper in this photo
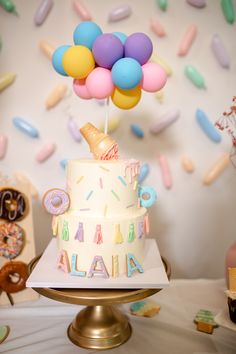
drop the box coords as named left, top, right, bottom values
left=80, top=123, right=119, bottom=160
left=228, top=267, right=236, bottom=292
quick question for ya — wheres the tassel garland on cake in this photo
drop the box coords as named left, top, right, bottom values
left=128, top=223, right=135, bottom=243
left=94, top=224, right=103, bottom=244
left=114, top=224, right=123, bottom=244
left=75, top=222, right=84, bottom=242
left=62, top=220, right=69, bottom=241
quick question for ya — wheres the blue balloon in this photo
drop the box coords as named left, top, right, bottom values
left=73, top=21, right=102, bottom=49
left=52, top=45, right=71, bottom=76
left=112, top=31, right=127, bottom=44
left=112, top=58, right=143, bottom=89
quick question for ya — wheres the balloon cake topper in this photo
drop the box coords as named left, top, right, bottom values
left=52, top=21, right=167, bottom=110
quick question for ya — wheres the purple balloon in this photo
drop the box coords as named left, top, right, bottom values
left=124, top=33, right=153, bottom=65
left=92, top=34, right=124, bottom=69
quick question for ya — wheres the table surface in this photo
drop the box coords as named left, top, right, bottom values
left=1, top=278, right=236, bottom=354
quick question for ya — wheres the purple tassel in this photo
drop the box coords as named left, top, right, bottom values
left=75, top=222, right=84, bottom=242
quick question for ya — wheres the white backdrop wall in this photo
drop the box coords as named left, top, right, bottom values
left=1, top=0, right=236, bottom=278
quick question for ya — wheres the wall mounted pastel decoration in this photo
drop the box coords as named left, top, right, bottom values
left=114, top=224, right=123, bottom=243
left=62, top=220, right=69, bottom=241
left=128, top=223, right=135, bottom=242
left=70, top=254, right=86, bottom=277
left=126, top=253, right=144, bottom=277
left=57, top=249, right=70, bottom=273
left=74, top=222, right=84, bottom=242
left=94, top=224, right=103, bottom=244
left=87, top=255, right=109, bottom=278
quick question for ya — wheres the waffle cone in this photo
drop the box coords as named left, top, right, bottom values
left=80, top=123, right=118, bottom=159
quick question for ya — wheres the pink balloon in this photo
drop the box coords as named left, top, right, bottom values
left=141, top=62, right=167, bottom=92
left=73, top=79, right=92, bottom=99
left=86, top=67, right=114, bottom=99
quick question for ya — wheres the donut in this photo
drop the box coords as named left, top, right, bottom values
left=0, top=188, right=28, bottom=222
left=0, top=261, right=28, bottom=293
left=43, top=188, right=70, bottom=215
left=0, top=222, right=24, bottom=259
left=139, top=186, right=157, bottom=208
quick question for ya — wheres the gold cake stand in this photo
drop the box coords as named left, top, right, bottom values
left=28, top=256, right=171, bottom=350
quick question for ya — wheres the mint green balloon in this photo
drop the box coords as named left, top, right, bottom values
left=184, top=65, right=206, bottom=89
left=221, top=0, right=235, bottom=24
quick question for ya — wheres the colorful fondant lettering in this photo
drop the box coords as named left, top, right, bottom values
left=128, top=224, right=135, bottom=242
left=52, top=215, right=59, bottom=236
left=75, top=222, right=84, bottom=242
left=57, top=250, right=70, bottom=272
left=112, top=255, right=119, bottom=277
left=94, top=224, right=103, bottom=244
left=62, top=220, right=69, bottom=241
left=70, top=254, right=86, bottom=277
left=114, top=224, right=123, bottom=244
left=88, top=255, right=109, bottom=278
left=126, top=253, right=144, bottom=277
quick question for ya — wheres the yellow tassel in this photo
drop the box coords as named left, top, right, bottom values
left=114, top=224, right=123, bottom=244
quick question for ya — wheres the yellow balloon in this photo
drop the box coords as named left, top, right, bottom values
left=111, top=86, right=142, bottom=110
left=62, top=45, right=95, bottom=79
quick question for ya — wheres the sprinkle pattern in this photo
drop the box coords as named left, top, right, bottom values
left=111, top=189, right=120, bottom=201
left=86, top=190, right=94, bottom=200
left=118, top=175, right=127, bottom=186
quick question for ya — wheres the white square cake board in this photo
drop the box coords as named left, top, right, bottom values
left=27, top=238, right=169, bottom=289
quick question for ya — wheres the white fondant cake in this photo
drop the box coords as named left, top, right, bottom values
left=54, top=159, right=150, bottom=277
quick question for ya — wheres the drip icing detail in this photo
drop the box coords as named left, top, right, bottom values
left=124, top=159, right=140, bottom=183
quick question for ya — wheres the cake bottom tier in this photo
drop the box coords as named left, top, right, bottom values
left=56, top=210, right=149, bottom=277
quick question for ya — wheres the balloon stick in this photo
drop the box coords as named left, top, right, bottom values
left=104, top=97, right=109, bottom=134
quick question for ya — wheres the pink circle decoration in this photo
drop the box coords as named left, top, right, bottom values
left=86, top=67, right=114, bottom=99
left=141, top=62, right=167, bottom=92
left=43, top=189, right=70, bottom=215
left=73, top=79, right=92, bottom=99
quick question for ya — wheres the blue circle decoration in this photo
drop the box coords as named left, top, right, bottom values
left=73, top=21, right=102, bottom=49
left=112, top=31, right=127, bottom=44
left=111, top=57, right=143, bottom=89
left=139, top=186, right=157, bottom=208
left=52, top=45, right=71, bottom=76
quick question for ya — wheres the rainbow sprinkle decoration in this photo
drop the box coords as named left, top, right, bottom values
left=99, top=165, right=110, bottom=172
left=118, top=175, right=127, bottom=186
left=99, top=177, right=103, bottom=189
left=111, top=189, right=120, bottom=201
left=86, top=190, right=94, bottom=200
left=76, top=176, right=84, bottom=184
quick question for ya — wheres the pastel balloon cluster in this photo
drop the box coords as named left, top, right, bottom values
left=52, top=21, right=167, bottom=109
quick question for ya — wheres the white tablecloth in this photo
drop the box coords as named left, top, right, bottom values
left=1, top=279, right=236, bottom=354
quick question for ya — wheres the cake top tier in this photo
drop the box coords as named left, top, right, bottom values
left=66, top=158, right=143, bottom=217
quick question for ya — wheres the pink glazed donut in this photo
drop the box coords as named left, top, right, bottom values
left=43, top=189, right=70, bottom=215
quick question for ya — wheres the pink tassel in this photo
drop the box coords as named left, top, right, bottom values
left=94, top=224, right=103, bottom=244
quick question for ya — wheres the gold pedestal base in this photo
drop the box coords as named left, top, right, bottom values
left=29, top=256, right=171, bottom=350
left=68, top=305, right=132, bottom=350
